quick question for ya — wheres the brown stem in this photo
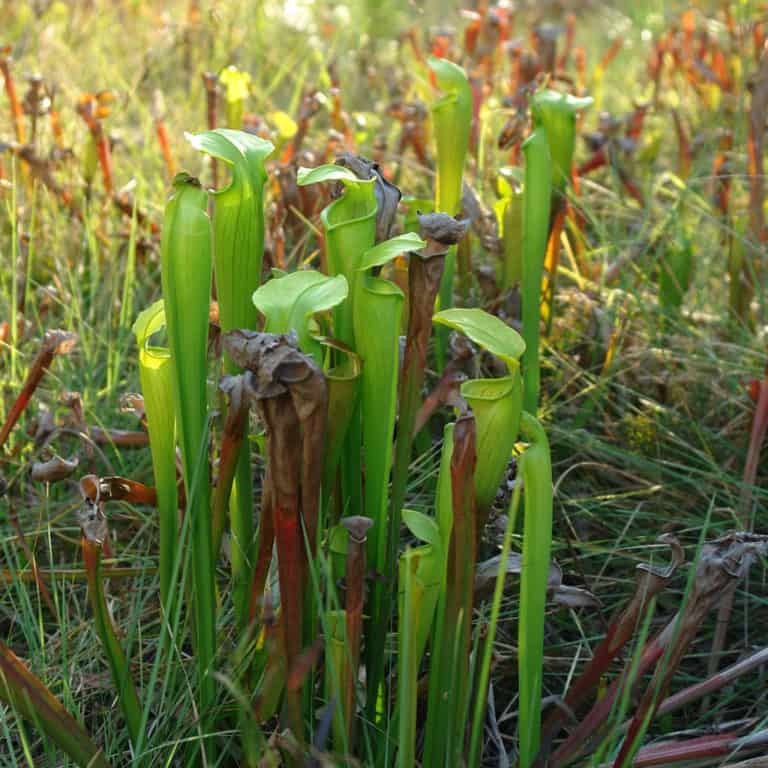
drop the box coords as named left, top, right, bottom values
left=0, top=48, right=25, bottom=144
left=212, top=375, right=250, bottom=555
left=0, top=330, right=77, bottom=451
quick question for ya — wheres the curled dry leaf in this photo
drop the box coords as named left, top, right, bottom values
left=77, top=497, right=108, bottom=546
left=30, top=455, right=79, bottom=483
left=334, top=153, right=401, bottom=241
left=474, top=551, right=599, bottom=608
left=417, top=212, right=470, bottom=250
left=119, top=393, right=146, bottom=421
left=80, top=473, right=157, bottom=506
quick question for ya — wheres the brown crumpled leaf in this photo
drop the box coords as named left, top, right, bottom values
left=60, top=391, right=84, bottom=427
left=77, top=478, right=108, bottom=545
left=334, top=153, right=401, bottom=242
left=30, top=455, right=79, bottom=483
left=416, top=212, right=470, bottom=250
left=119, top=393, right=146, bottom=422
left=31, top=404, right=56, bottom=446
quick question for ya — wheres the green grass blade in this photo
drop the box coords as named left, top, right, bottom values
left=83, top=539, right=142, bottom=750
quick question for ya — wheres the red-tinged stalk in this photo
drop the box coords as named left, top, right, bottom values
left=536, top=534, right=683, bottom=762
left=263, top=394, right=304, bottom=736
left=0, top=330, right=77, bottom=451
left=211, top=375, right=250, bottom=556
left=0, top=47, right=25, bottom=144
left=225, top=330, right=328, bottom=745
left=152, top=90, right=176, bottom=177
left=423, top=412, right=477, bottom=768
left=249, top=471, right=274, bottom=624
left=389, top=214, right=468, bottom=614
left=76, top=92, right=114, bottom=197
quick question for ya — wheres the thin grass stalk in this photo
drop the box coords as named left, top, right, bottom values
left=517, top=413, right=553, bottom=768
left=188, top=129, right=274, bottom=628
left=521, top=129, right=552, bottom=414
left=397, top=548, right=421, bottom=768
left=0, top=641, right=110, bottom=768
left=423, top=423, right=455, bottom=765
left=158, top=172, right=216, bottom=729
left=468, top=475, right=522, bottom=766
left=82, top=538, right=142, bottom=751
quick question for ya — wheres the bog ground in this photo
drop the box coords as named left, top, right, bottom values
left=1, top=2, right=767, bottom=767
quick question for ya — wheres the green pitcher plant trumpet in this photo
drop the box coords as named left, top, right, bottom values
left=521, top=128, right=552, bottom=415
left=428, top=56, right=472, bottom=366
left=433, top=307, right=525, bottom=518
left=188, top=128, right=273, bottom=629
left=158, top=172, right=216, bottom=737
left=132, top=300, right=177, bottom=615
